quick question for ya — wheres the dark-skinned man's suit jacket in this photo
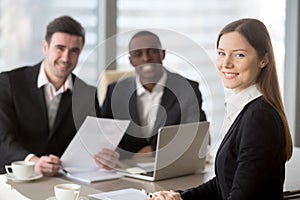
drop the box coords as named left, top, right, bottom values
left=101, top=70, right=207, bottom=158
left=180, top=97, right=286, bottom=200
left=0, top=63, right=100, bottom=173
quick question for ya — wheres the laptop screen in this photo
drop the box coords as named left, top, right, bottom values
left=116, top=121, right=210, bottom=181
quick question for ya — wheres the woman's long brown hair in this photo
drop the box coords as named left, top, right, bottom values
left=217, top=18, right=293, bottom=160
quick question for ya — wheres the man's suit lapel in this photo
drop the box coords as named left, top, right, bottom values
left=117, top=78, right=142, bottom=138
left=127, top=78, right=140, bottom=125
left=36, top=88, right=49, bottom=131
left=29, top=64, right=50, bottom=133
left=50, top=90, right=72, bottom=136
left=152, top=72, right=177, bottom=133
left=129, top=92, right=140, bottom=125
left=50, top=75, right=78, bottom=136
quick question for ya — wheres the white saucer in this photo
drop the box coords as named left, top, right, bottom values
left=46, top=196, right=89, bottom=200
left=5, top=172, right=43, bottom=182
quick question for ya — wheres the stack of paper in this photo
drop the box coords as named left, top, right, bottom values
left=60, top=116, right=130, bottom=183
left=64, top=169, right=122, bottom=183
left=89, top=188, right=148, bottom=200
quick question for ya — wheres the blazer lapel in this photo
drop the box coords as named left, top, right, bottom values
left=216, top=111, right=243, bottom=155
left=152, top=74, right=177, bottom=133
left=49, top=90, right=72, bottom=136
left=129, top=92, right=141, bottom=125
left=161, top=87, right=176, bottom=112
left=29, top=64, right=50, bottom=134
left=36, top=88, right=49, bottom=131
left=153, top=88, right=175, bottom=129
left=160, top=72, right=177, bottom=111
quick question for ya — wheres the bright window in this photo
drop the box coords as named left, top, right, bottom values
left=0, top=0, right=100, bottom=85
left=116, top=0, right=286, bottom=150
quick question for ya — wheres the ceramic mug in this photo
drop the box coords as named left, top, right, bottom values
left=54, top=183, right=80, bottom=200
left=5, top=161, right=35, bottom=179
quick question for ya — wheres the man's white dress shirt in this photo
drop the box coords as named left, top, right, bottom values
left=136, top=70, right=167, bottom=138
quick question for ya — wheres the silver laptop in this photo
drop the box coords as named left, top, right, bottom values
left=116, top=121, right=210, bottom=181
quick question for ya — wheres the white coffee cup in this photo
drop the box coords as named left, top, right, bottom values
left=54, top=183, right=80, bottom=200
left=5, top=161, right=35, bottom=179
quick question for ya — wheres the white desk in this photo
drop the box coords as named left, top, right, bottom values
left=0, top=148, right=299, bottom=200
left=0, top=163, right=214, bottom=200
left=0, top=175, right=100, bottom=200
left=0, top=172, right=214, bottom=200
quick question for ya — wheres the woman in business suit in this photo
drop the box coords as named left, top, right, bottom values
left=149, top=18, right=293, bottom=200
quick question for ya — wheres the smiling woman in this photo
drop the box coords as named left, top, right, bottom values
left=149, top=18, right=292, bottom=200
left=216, top=32, right=268, bottom=94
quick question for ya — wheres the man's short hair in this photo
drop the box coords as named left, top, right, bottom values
left=128, top=30, right=162, bottom=50
left=45, top=15, right=85, bottom=45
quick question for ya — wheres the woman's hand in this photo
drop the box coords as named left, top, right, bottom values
left=149, top=190, right=182, bottom=200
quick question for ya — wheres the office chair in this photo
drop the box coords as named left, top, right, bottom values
left=98, top=70, right=135, bottom=105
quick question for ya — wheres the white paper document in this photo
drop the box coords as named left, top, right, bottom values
left=89, top=188, right=148, bottom=200
left=61, top=116, right=130, bottom=173
left=64, top=169, right=122, bottom=183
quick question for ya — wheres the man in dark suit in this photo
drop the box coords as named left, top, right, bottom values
left=0, top=15, right=119, bottom=176
left=101, top=31, right=207, bottom=158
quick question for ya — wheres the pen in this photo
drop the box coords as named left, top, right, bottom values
left=59, top=167, right=71, bottom=177
left=141, top=189, right=153, bottom=198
